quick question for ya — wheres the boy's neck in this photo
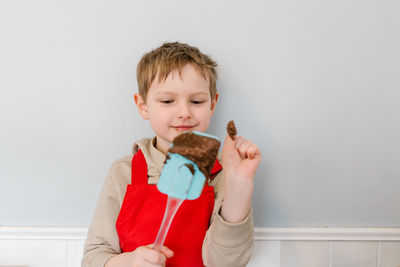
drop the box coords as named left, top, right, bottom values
left=154, top=136, right=170, bottom=155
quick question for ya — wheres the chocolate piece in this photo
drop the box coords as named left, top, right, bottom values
left=168, top=132, right=220, bottom=178
left=227, top=120, right=237, bottom=140
left=184, top=163, right=195, bottom=175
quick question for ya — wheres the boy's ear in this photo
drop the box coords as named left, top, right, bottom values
left=134, top=93, right=149, bottom=120
left=210, top=93, right=219, bottom=116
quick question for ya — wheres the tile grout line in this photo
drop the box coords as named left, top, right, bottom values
left=278, top=241, right=281, bottom=267
left=71, top=240, right=76, bottom=267
left=65, top=240, right=69, bottom=267
left=66, top=240, right=76, bottom=267
left=377, top=242, right=381, bottom=267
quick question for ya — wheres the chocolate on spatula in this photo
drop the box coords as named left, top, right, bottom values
left=158, top=131, right=221, bottom=200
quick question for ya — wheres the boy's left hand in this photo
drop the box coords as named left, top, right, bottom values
left=221, top=134, right=261, bottom=223
left=222, top=134, right=261, bottom=180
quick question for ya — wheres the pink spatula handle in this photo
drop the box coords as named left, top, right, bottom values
left=153, top=196, right=184, bottom=251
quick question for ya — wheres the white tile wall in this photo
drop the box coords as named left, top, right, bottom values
left=248, top=241, right=280, bottom=267
left=1, top=227, right=400, bottom=267
left=66, top=240, right=85, bottom=267
left=0, top=240, right=66, bottom=267
left=280, top=241, right=330, bottom=267
left=331, top=241, right=378, bottom=267
left=379, top=242, right=400, bottom=267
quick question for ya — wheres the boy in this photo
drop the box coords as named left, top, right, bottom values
left=82, top=42, right=261, bottom=267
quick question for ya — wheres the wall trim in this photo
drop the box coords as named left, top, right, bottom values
left=0, top=226, right=88, bottom=240
left=1, top=226, right=400, bottom=241
left=254, top=227, right=400, bottom=241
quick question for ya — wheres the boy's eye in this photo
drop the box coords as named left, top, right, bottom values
left=160, top=100, right=174, bottom=104
left=191, top=100, right=204, bottom=104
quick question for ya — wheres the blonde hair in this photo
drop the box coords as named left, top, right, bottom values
left=136, top=42, right=218, bottom=102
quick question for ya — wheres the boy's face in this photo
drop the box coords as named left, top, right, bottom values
left=135, top=64, right=218, bottom=154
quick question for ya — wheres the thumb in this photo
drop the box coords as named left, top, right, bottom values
left=225, top=133, right=235, bottom=145
left=222, top=133, right=242, bottom=161
left=222, top=133, right=235, bottom=153
left=160, top=246, right=174, bottom=258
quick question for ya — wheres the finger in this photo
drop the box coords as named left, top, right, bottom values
left=234, top=136, right=245, bottom=149
left=160, top=246, right=174, bottom=258
left=238, top=139, right=252, bottom=158
left=247, top=143, right=260, bottom=159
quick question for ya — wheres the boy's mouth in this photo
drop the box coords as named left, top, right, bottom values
left=173, top=125, right=195, bottom=131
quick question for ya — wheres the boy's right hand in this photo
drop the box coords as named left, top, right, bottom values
left=105, top=244, right=174, bottom=267
left=131, top=244, right=174, bottom=266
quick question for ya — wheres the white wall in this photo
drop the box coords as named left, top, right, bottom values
left=0, top=0, right=399, bottom=227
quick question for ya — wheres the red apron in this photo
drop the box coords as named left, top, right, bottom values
left=116, top=149, right=222, bottom=266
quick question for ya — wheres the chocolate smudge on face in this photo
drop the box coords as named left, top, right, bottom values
left=227, top=120, right=237, bottom=140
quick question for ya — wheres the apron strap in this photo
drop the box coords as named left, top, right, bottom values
left=210, top=160, right=222, bottom=180
left=131, top=149, right=148, bottom=185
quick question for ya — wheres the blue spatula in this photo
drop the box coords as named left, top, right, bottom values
left=153, top=131, right=220, bottom=251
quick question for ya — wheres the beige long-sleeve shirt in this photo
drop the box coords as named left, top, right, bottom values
left=82, top=137, right=253, bottom=267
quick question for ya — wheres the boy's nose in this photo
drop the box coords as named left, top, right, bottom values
left=177, top=103, right=192, bottom=119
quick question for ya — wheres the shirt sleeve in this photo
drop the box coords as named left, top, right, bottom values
left=202, top=170, right=254, bottom=267
left=81, top=164, right=124, bottom=267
